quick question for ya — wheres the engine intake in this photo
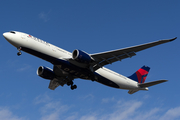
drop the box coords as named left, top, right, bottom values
left=72, top=49, right=92, bottom=64
left=37, top=66, right=55, bottom=80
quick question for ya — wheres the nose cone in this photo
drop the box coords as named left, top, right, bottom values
left=3, top=32, right=7, bottom=38
left=3, top=32, right=10, bottom=40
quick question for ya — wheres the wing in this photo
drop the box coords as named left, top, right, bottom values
left=48, top=80, right=60, bottom=90
left=48, top=65, right=75, bottom=90
left=91, top=37, right=176, bottom=70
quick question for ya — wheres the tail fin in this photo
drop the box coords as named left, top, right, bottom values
left=128, top=65, right=150, bottom=83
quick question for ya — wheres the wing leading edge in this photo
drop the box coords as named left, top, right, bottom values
left=91, top=37, right=177, bottom=70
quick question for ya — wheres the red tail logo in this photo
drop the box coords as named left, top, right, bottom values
left=128, top=66, right=150, bottom=83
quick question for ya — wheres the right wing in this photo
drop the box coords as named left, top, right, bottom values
left=91, top=37, right=176, bottom=71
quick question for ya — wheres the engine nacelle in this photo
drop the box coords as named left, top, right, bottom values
left=72, top=49, right=92, bottom=64
left=37, top=66, right=55, bottom=80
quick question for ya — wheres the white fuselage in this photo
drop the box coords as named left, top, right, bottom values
left=3, top=31, right=142, bottom=90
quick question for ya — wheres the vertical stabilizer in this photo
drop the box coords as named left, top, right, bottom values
left=128, top=66, right=150, bottom=83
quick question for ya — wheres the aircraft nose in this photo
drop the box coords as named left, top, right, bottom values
left=3, top=32, right=7, bottom=38
left=3, top=32, right=9, bottom=39
left=3, top=31, right=20, bottom=47
left=3, top=32, right=12, bottom=41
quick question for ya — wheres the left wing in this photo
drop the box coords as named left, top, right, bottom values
left=48, top=80, right=60, bottom=90
left=48, top=65, right=75, bottom=90
left=91, top=37, right=176, bottom=70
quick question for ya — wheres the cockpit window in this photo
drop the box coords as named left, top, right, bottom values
left=10, top=31, right=16, bottom=34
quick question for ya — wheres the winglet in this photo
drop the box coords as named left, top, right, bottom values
left=169, top=37, right=177, bottom=41
left=159, top=37, right=177, bottom=43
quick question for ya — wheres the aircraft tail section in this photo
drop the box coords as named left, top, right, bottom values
left=128, top=90, right=139, bottom=94
left=128, top=66, right=168, bottom=94
left=128, top=65, right=150, bottom=83
left=138, top=80, right=168, bottom=88
left=128, top=80, right=168, bottom=94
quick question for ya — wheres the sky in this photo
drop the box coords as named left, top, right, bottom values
left=0, top=0, right=180, bottom=120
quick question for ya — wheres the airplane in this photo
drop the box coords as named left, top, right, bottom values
left=3, top=31, right=177, bottom=94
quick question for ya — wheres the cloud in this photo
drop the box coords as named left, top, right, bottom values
left=31, top=94, right=180, bottom=120
left=40, top=101, right=70, bottom=120
left=33, top=93, right=51, bottom=105
left=0, top=107, right=26, bottom=120
left=109, top=100, right=142, bottom=120
left=1, top=96, right=178, bottom=120
left=34, top=94, right=70, bottom=120
left=39, top=11, right=51, bottom=22
left=159, top=106, right=180, bottom=120
left=78, top=94, right=95, bottom=101
left=61, top=100, right=180, bottom=120
left=79, top=115, right=97, bottom=120
left=1, top=93, right=180, bottom=120
left=16, top=64, right=31, bottom=72
left=101, top=97, right=115, bottom=103
left=82, top=94, right=94, bottom=100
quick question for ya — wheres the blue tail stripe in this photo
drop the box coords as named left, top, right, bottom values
left=141, top=66, right=150, bottom=72
left=128, top=72, right=138, bottom=82
left=141, top=74, right=147, bottom=83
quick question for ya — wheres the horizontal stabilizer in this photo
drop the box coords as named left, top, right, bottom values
left=139, top=80, right=168, bottom=88
left=128, top=90, right=139, bottom=94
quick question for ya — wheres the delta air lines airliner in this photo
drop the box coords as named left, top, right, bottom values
left=3, top=31, right=176, bottom=94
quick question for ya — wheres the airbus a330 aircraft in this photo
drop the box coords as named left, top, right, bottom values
left=3, top=31, right=176, bottom=94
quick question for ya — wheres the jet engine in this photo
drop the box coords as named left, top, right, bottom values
left=72, top=49, right=92, bottom=64
left=37, top=66, right=55, bottom=80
